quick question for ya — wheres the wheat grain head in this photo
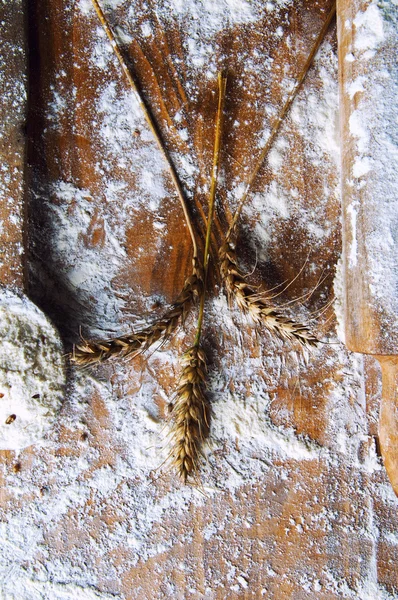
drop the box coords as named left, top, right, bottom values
left=219, top=238, right=318, bottom=349
left=71, top=258, right=203, bottom=366
left=169, top=344, right=210, bottom=482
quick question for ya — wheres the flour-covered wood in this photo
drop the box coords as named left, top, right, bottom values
left=338, top=0, right=398, bottom=353
left=0, top=0, right=26, bottom=289
left=338, top=0, right=398, bottom=496
left=1, top=1, right=398, bottom=598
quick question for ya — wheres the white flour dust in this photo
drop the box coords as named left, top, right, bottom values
left=1, top=0, right=398, bottom=599
left=0, top=289, right=65, bottom=450
left=343, top=0, right=398, bottom=348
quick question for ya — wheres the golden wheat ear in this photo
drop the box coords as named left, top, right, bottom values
left=167, top=72, right=226, bottom=483
left=169, top=345, right=210, bottom=482
left=219, top=239, right=318, bottom=350
left=70, top=258, right=203, bottom=367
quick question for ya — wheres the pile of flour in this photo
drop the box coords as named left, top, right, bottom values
left=0, top=289, right=65, bottom=450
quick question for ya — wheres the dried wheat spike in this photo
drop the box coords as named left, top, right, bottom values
left=71, top=258, right=203, bottom=366
left=169, top=345, right=210, bottom=482
left=219, top=239, right=318, bottom=349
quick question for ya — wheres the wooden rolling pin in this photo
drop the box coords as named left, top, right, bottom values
left=338, top=0, right=398, bottom=493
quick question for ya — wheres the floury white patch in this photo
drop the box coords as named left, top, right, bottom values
left=0, top=289, right=65, bottom=450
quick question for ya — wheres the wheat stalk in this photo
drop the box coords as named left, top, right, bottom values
left=169, top=73, right=227, bottom=482
left=71, top=258, right=203, bottom=366
left=219, top=240, right=318, bottom=349
left=218, top=4, right=336, bottom=344
left=226, top=3, right=336, bottom=239
left=72, top=3, right=206, bottom=368
left=90, top=0, right=199, bottom=257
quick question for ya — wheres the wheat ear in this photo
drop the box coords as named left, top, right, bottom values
left=169, top=73, right=226, bottom=482
left=73, top=3, right=204, bottom=367
left=219, top=240, right=318, bottom=349
left=170, top=345, right=210, bottom=482
left=71, top=258, right=203, bottom=366
left=218, top=5, right=336, bottom=346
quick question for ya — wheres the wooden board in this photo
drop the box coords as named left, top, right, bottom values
left=0, top=0, right=26, bottom=289
left=338, top=0, right=398, bottom=494
left=1, top=0, right=398, bottom=598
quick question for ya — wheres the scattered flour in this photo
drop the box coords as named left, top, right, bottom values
left=0, top=0, right=26, bottom=286
left=333, top=256, right=346, bottom=343
left=343, top=0, right=398, bottom=350
left=1, top=0, right=397, bottom=599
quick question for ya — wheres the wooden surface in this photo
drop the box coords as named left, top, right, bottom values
left=377, top=356, right=398, bottom=495
left=0, top=0, right=26, bottom=289
left=1, top=0, right=398, bottom=598
left=338, top=0, right=398, bottom=354
left=338, top=0, right=398, bottom=495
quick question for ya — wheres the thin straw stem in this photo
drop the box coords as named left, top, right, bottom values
left=227, top=2, right=336, bottom=238
left=90, top=0, right=198, bottom=257
left=194, top=72, right=227, bottom=345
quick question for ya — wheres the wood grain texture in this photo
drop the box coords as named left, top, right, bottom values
left=377, top=356, right=398, bottom=495
left=1, top=1, right=398, bottom=598
left=26, top=0, right=340, bottom=338
left=0, top=0, right=26, bottom=289
left=338, top=0, right=398, bottom=354
left=337, top=0, right=398, bottom=495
